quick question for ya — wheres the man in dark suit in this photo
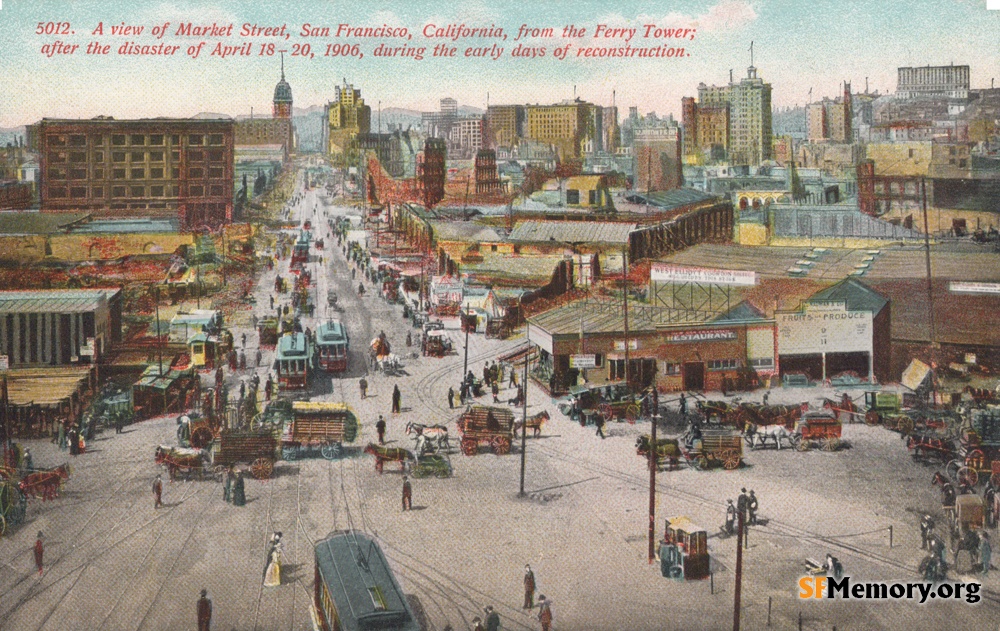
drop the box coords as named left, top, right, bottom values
left=197, top=589, right=212, bottom=631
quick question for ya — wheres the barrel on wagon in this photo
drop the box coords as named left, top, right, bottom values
left=281, top=401, right=359, bottom=461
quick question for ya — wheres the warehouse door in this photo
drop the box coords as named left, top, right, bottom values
left=682, top=362, right=705, bottom=391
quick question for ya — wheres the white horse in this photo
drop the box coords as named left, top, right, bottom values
left=747, top=423, right=795, bottom=450
left=405, top=422, right=450, bottom=451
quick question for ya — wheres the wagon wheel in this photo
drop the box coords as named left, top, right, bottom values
left=461, top=439, right=478, bottom=456
left=282, top=447, right=298, bottom=461
left=795, top=438, right=811, bottom=452
left=864, top=410, right=881, bottom=426
left=598, top=403, right=614, bottom=422
left=898, top=417, right=914, bottom=435
left=491, top=436, right=511, bottom=455
left=694, top=455, right=709, bottom=470
left=0, top=514, right=6, bottom=537
left=720, top=449, right=741, bottom=470
left=965, top=449, right=985, bottom=468
left=957, top=466, right=979, bottom=488
left=250, top=458, right=274, bottom=480
left=822, top=437, right=841, bottom=452
left=190, top=427, right=215, bottom=450
left=625, top=404, right=641, bottom=425
left=945, top=459, right=964, bottom=480
left=435, top=466, right=451, bottom=479
left=321, top=443, right=342, bottom=460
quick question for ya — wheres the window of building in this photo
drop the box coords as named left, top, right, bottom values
left=170, top=134, right=180, bottom=145
left=91, top=186, right=103, bottom=198
left=67, top=152, right=86, bottom=164
left=171, top=167, right=180, bottom=179
left=48, top=167, right=66, bottom=179
left=208, top=134, right=224, bottom=145
left=112, top=186, right=126, bottom=197
left=70, top=186, right=87, bottom=199
left=750, top=358, right=774, bottom=368
left=113, top=168, right=126, bottom=179
left=49, top=136, right=67, bottom=147
left=150, top=167, right=164, bottom=179
left=149, top=151, right=164, bottom=162
left=208, top=150, right=224, bottom=162
left=959, top=159, right=968, bottom=168
left=210, top=185, right=223, bottom=196
left=69, top=168, right=87, bottom=180
left=49, top=187, right=67, bottom=198
left=131, top=151, right=145, bottom=162
left=112, top=134, right=126, bottom=146
left=112, top=152, right=126, bottom=163
left=130, top=135, right=145, bottom=146
left=131, top=168, right=145, bottom=179
left=189, top=150, right=204, bottom=162
left=68, top=135, right=87, bottom=146
left=189, top=134, right=203, bottom=145
left=93, top=151, right=104, bottom=162
left=130, top=186, right=145, bottom=197
left=171, top=150, right=180, bottom=161
left=150, top=185, right=164, bottom=197
left=190, top=185, right=204, bottom=196
left=663, top=362, right=681, bottom=376
left=93, top=168, right=104, bottom=179
left=150, top=135, right=164, bottom=146
left=908, top=148, right=915, bottom=159
left=208, top=166, right=223, bottom=178
left=707, top=359, right=739, bottom=371
left=189, top=167, right=203, bottom=178
left=491, top=244, right=498, bottom=252
left=49, top=151, right=67, bottom=163
left=566, top=189, right=580, bottom=205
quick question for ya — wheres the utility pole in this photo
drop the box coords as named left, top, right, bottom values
left=734, top=510, right=744, bottom=631
left=622, top=245, right=630, bottom=391
left=648, top=412, right=658, bottom=563
left=154, top=286, right=164, bottom=377
left=462, top=303, right=471, bottom=382
left=921, top=177, right=937, bottom=404
left=519, top=349, right=529, bottom=497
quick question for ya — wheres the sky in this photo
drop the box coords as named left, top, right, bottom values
left=1, top=0, right=999, bottom=127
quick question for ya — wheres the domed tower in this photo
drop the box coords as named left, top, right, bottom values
left=273, top=53, right=292, bottom=119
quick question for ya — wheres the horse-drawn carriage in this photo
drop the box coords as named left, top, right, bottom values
left=155, top=445, right=211, bottom=481
left=0, top=478, right=28, bottom=536
left=258, top=318, right=279, bottom=349
left=946, top=407, right=1000, bottom=488
left=456, top=405, right=515, bottom=456
left=409, top=453, right=453, bottom=479
left=281, top=401, right=359, bottom=461
left=949, top=494, right=985, bottom=572
left=422, top=330, right=453, bottom=357
left=565, top=383, right=642, bottom=424
left=792, top=410, right=843, bottom=451
left=863, top=391, right=916, bottom=434
left=637, top=426, right=743, bottom=470
left=212, top=429, right=278, bottom=479
left=18, top=464, right=72, bottom=501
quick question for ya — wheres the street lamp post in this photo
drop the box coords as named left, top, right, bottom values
left=519, top=349, right=529, bottom=497
left=462, top=303, right=471, bottom=382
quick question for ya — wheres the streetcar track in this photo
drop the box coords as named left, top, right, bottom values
left=251, top=456, right=278, bottom=631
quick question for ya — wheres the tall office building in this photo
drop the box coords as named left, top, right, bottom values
left=897, top=65, right=970, bottom=99
left=326, top=81, right=371, bottom=156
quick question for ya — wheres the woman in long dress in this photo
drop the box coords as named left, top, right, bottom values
left=231, top=471, right=246, bottom=506
left=263, top=543, right=281, bottom=587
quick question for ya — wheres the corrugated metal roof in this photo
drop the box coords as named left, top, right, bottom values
left=0, top=288, right=118, bottom=314
left=509, top=221, right=635, bottom=244
left=527, top=298, right=710, bottom=336
left=428, top=220, right=503, bottom=243
left=625, top=188, right=716, bottom=210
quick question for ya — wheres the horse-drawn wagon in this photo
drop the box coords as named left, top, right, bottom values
left=212, top=429, right=278, bottom=479
left=636, top=435, right=682, bottom=470
left=863, top=391, right=916, bottom=435
left=422, top=330, right=453, bottom=357
left=946, top=407, right=1000, bottom=487
left=456, top=405, right=515, bottom=456
left=155, top=445, right=211, bottom=481
left=409, top=454, right=453, bottom=479
left=792, top=410, right=843, bottom=451
left=258, top=317, right=279, bottom=349
left=0, top=478, right=27, bottom=536
left=684, top=426, right=743, bottom=470
left=281, top=401, right=359, bottom=461
left=565, top=383, right=642, bottom=424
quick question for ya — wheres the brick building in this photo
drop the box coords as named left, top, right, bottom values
left=37, top=117, right=234, bottom=230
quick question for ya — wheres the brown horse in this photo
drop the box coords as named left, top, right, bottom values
left=363, top=443, right=415, bottom=474
left=155, top=446, right=209, bottom=481
left=19, top=464, right=71, bottom=501
left=514, top=410, right=550, bottom=438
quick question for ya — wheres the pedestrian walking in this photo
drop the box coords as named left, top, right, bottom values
left=239, top=381, right=246, bottom=402
left=232, top=471, right=246, bottom=506
left=58, top=419, right=67, bottom=450
left=537, top=595, right=553, bottom=631
left=679, top=392, right=687, bottom=416
left=523, top=564, right=536, bottom=608
left=448, top=386, right=455, bottom=409
left=270, top=294, right=275, bottom=309
left=595, top=414, right=606, bottom=439
left=23, top=448, right=32, bottom=472
left=197, top=589, right=212, bottom=631
left=471, top=616, right=485, bottom=631
left=484, top=606, right=500, bottom=631
left=359, top=377, right=368, bottom=399
left=920, top=514, right=936, bottom=550
left=239, top=351, right=246, bottom=371
left=222, top=467, right=233, bottom=503
left=392, top=384, right=402, bottom=414
left=265, top=375, right=273, bottom=402
left=34, top=532, right=44, bottom=575
left=68, top=426, right=79, bottom=456
left=509, top=369, right=517, bottom=388
left=492, top=382, right=500, bottom=403
left=748, top=489, right=759, bottom=525
left=762, top=390, right=770, bottom=406
left=255, top=349, right=262, bottom=367
left=152, top=474, right=163, bottom=509
left=376, top=415, right=387, bottom=445
left=241, top=332, right=247, bottom=348
left=402, top=475, right=412, bottom=510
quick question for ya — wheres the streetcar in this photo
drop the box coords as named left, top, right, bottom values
left=275, top=332, right=313, bottom=391
left=291, top=229, right=311, bottom=270
left=316, top=319, right=349, bottom=374
left=311, top=530, right=420, bottom=631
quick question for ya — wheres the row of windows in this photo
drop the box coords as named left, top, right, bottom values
left=48, top=184, right=225, bottom=199
left=49, top=165, right=225, bottom=180
left=49, top=149, right=226, bottom=165
left=48, top=133, right=226, bottom=148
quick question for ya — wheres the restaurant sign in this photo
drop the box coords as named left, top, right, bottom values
left=664, top=330, right=737, bottom=343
